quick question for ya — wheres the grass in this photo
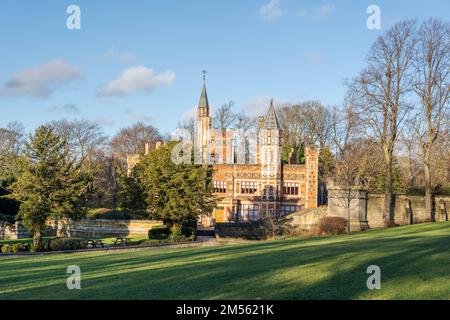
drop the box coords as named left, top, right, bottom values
left=0, top=222, right=449, bottom=300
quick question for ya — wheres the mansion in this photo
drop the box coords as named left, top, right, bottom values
left=129, top=78, right=319, bottom=226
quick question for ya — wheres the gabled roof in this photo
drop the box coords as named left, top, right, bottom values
left=262, top=100, right=280, bottom=129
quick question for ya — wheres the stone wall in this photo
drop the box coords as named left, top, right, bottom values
left=327, top=188, right=449, bottom=230
left=366, top=194, right=449, bottom=228
left=286, top=206, right=327, bottom=231
left=215, top=222, right=267, bottom=240
left=0, top=222, right=30, bottom=240
left=54, top=219, right=163, bottom=238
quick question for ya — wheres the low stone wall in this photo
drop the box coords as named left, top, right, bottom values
left=367, top=194, right=449, bottom=227
left=0, top=222, right=31, bottom=240
left=215, top=222, right=267, bottom=240
left=286, top=207, right=327, bottom=231
left=54, top=219, right=163, bottom=238
left=327, top=188, right=449, bottom=230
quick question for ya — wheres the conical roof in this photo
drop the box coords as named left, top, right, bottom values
left=198, top=82, right=209, bottom=110
left=262, top=100, right=280, bottom=129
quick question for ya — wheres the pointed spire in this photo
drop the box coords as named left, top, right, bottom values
left=262, top=99, right=280, bottom=129
left=198, top=70, right=209, bottom=112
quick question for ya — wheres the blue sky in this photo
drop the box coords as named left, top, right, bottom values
left=0, top=0, right=449, bottom=136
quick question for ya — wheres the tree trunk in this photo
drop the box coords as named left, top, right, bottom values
left=33, top=228, right=43, bottom=250
left=347, top=206, right=351, bottom=234
left=423, top=160, right=433, bottom=221
left=384, top=152, right=395, bottom=227
left=171, top=222, right=183, bottom=236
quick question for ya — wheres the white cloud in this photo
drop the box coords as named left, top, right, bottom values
left=260, top=0, right=284, bottom=22
left=0, top=59, right=83, bottom=98
left=181, top=106, right=198, bottom=121
left=241, top=95, right=290, bottom=116
left=49, top=103, right=80, bottom=114
left=98, top=66, right=175, bottom=97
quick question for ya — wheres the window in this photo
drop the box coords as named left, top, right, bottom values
left=283, top=182, right=299, bottom=195
left=213, top=181, right=227, bottom=193
left=263, top=185, right=274, bottom=198
left=238, top=204, right=259, bottom=222
left=280, top=205, right=301, bottom=214
left=241, top=181, right=257, bottom=194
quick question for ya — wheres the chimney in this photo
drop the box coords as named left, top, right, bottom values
left=258, top=116, right=264, bottom=129
left=144, top=143, right=150, bottom=155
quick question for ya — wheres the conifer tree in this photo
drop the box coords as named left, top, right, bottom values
left=134, top=142, right=216, bottom=234
left=6, top=126, right=93, bottom=249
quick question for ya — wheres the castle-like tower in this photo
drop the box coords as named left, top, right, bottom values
left=195, top=74, right=235, bottom=164
left=259, top=101, right=283, bottom=214
left=195, top=75, right=212, bottom=163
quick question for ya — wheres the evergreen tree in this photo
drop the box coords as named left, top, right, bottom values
left=134, top=142, right=216, bottom=234
left=281, top=143, right=305, bottom=164
left=119, top=172, right=146, bottom=215
left=6, top=126, right=93, bottom=249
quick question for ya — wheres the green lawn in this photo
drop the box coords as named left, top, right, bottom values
left=0, top=222, right=449, bottom=300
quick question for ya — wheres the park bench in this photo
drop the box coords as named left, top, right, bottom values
left=86, top=239, right=104, bottom=248
left=114, top=237, right=132, bottom=246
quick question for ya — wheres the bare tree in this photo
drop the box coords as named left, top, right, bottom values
left=259, top=210, right=290, bottom=239
left=302, top=101, right=331, bottom=149
left=234, top=112, right=255, bottom=134
left=398, top=120, right=421, bottom=188
left=0, top=122, right=25, bottom=156
left=214, top=101, right=236, bottom=130
left=110, top=122, right=161, bottom=161
left=278, top=101, right=331, bottom=149
left=353, top=20, right=417, bottom=226
left=330, top=141, right=380, bottom=233
left=429, top=130, right=450, bottom=188
left=177, top=117, right=196, bottom=145
left=412, top=18, right=450, bottom=218
left=49, top=119, right=107, bottom=165
left=278, top=103, right=308, bottom=146
left=329, top=92, right=381, bottom=232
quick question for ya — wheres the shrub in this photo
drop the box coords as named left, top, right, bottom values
left=317, top=217, right=348, bottom=236
left=182, top=226, right=197, bottom=240
left=1, top=243, right=30, bottom=253
left=11, top=243, right=30, bottom=253
left=49, top=238, right=87, bottom=251
left=183, top=219, right=198, bottom=228
left=164, top=234, right=196, bottom=243
left=142, top=234, right=196, bottom=245
left=148, top=226, right=170, bottom=239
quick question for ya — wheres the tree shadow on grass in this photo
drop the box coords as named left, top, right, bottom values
left=1, top=224, right=448, bottom=300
